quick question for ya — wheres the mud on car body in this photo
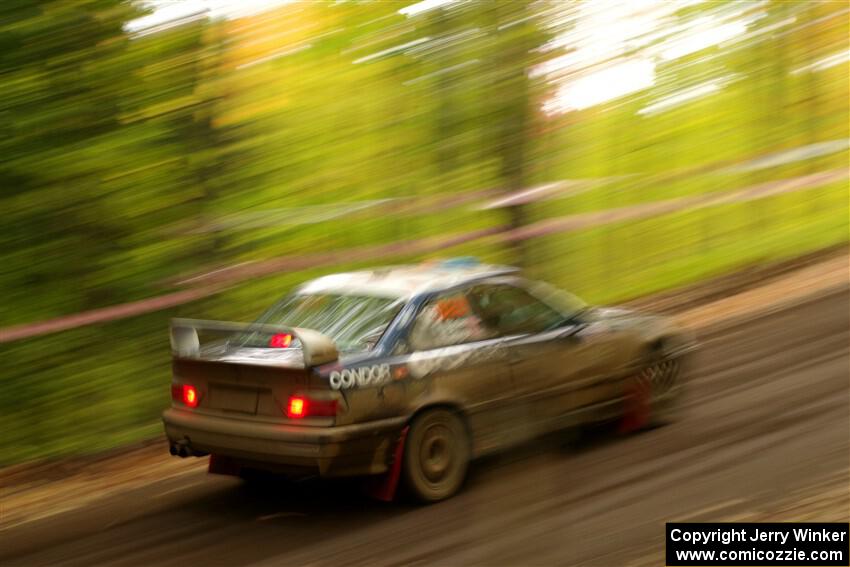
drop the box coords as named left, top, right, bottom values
left=163, top=259, right=696, bottom=502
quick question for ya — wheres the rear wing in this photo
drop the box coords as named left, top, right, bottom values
left=169, top=318, right=339, bottom=367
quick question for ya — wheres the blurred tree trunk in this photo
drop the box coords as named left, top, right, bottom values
left=487, top=1, right=541, bottom=267
left=430, top=8, right=459, bottom=177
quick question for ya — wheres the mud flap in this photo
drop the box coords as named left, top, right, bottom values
left=363, top=426, right=409, bottom=502
left=208, top=454, right=242, bottom=476
left=618, top=373, right=652, bottom=433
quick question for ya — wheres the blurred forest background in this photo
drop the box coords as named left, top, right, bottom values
left=1, top=0, right=847, bottom=463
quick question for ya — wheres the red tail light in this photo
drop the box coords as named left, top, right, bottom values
left=286, top=395, right=337, bottom=419
left=184, top=385, right=199, bottom=407
left=171, top=384, right=199, bottom=408
left=269, top=333, right=293, bottom=348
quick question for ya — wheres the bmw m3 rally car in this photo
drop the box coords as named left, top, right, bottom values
left=163, top=259, right=696, bottom=502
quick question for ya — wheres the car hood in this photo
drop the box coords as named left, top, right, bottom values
left=585, top=306, right=676, bottom=336
left=587, top=306, right=663, bottom=325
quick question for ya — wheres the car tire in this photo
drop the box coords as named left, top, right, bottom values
left=645, top=346, right=682, bottom=427
left=402, top=408, right=470, bottom=503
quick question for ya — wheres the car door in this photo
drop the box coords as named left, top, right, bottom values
left=396, top=287, right=520, bottom=456
left=467, top=280, right=622, bottom=435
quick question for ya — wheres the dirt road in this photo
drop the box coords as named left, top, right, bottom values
left=1, top=286, right=848, bottom=566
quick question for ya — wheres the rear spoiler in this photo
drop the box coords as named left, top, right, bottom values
left=169, top=318, right=339, bottom=367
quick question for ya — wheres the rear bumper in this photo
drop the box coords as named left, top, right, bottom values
left=162, top=408, right=407, bottom=477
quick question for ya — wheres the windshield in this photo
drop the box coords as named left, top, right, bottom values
left=240, top=293, right=405, bottom=352
left=526, top=280, right=588, bottom=320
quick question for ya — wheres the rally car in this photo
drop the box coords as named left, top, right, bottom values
left=163, top=259, right=695, bottom=502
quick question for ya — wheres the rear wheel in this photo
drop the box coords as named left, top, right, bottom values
left=402, top=409, right=470, bottom=503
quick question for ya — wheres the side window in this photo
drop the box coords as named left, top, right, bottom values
left=408, top=290, right=496, bottom=350
left=468, top=284, right=564, bottom=336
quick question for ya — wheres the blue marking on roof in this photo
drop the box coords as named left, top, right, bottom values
left=439, top=257, right=481, bottom=268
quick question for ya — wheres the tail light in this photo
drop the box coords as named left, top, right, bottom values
left=172, top=383, right=199, bottom=408
left=269, top=333, right=293, bottom=348
left=286, top=395, right=337, bottom=419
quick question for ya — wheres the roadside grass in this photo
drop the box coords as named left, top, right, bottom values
left=531, top=180, right=848, bottom=304
left=534, top=150, right=848, bottom=217
left=1, top=178, right=847, bottom=466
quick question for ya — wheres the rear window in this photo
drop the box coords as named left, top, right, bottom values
left=244, top=294, right=405, bottom=352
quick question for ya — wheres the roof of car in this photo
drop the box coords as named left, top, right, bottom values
left=296, top=260, right=519, bottom=299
